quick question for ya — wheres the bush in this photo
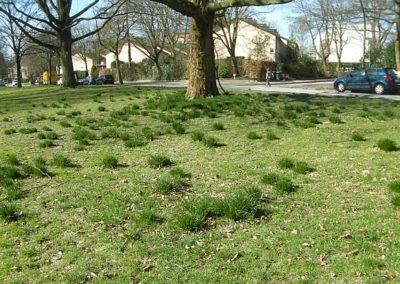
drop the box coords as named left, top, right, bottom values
left=148, top=155, right=173, bottom=169
left=102, top=155, right=119, bottom=169
left=377, top=139, right=397, bottom=152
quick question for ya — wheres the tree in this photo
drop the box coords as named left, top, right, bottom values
left=393, top=0, right=400, bottom=70
left=0, top=0, right=125, bottom=87
left=0, top=3, right=30, bottom=87
left=0, top=43, right=8, bottom=78
left=214, top=7, right=251, bottom=75
left=149, top=0, right=293, bottom=99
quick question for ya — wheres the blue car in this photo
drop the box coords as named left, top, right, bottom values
left=334, top=67, right=400, bottom=95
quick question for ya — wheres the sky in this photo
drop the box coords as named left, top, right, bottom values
left=254, top=2, right=297, bottom=38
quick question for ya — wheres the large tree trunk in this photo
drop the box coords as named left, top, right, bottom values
left=15, top=53, right=22, bottom=88
left=396, top=3, right=400, bottom=71
left=59, top=32, right=77, bottom=87
left=186, top=14, right=219, bottom=99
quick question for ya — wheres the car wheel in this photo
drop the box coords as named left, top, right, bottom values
left=336, top=82, right=345, bottom=92
left=374, top=83, right=385, bottom=95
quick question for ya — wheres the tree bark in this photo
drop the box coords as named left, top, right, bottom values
left=116, top=53, right=123, bottom=85
left=15, top=53, right=22, bottom=88
left=396, top=3, right=400, bottom=70
left=59, top=32, right=77, bottom=87
left=186, top=14, right=219, bottom=99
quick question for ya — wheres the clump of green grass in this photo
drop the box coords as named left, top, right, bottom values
left=170, top=167, right=190, bottom=178
left=212, top=122, right=225, bottom=131
left=266, top=132, right=279, bottom=140
left=206, top=111, right=217, bottom=118
left=148, top=155, right=173, bottom=169
left=247, top=132, right=262, bottom=140
left=4, top=154, right=20, bottom=166
left=278, top=158, right=295, bottom=169
left=52, top=154, right=74, bottom=168
left=59, top=121, right=72, bottom=128
left=391, top=196, right=400, bottom=207
left=142, top=127, right=155, bottom=141
left=39, top=140, right=55, bottom=148
left=203, top=136, right=223, bottom=148
left=124, top=135, right=147, bottom=148
left=21, top=157, right=50, bottom=177
left=172, top=122, right=186, bottom=134
left=293, top=161, right=314, bottom=175
left=37, top=133, right=46, bottom=139
left=98, top=106, right=106, bottom=112
left=388, top=181, right=400, bottom=193
left=155, top=175, right=186, bottom=194
left=261, top=173, right=298, bottom=194
left=0, top=166, right=23, bottom=180
left=283, top=111, right=297, bottom=120
left=219, top=187, right=262, bottom=220
left=329, top=116, right=344, bottom=124
left=101, top=128, right=119, bottom=139
left=102, top=155, right=119, bottom=169
left=135, top=208, right=162, bottom=227
left=352, top=132, right=366, bottom=141
left=0, top=203, right=21, bottom=222
left=3, top=181, right=24, bottom=201
left=377, top=138, right=398, bottom=152
left=191, top=130, right=205, bottom=142
left=4, top=128, right=16, bottom=135
left=72, top=127, right=96, bottom=141
left=19, top=127, right=38, bottom=134
left=42, top=126, right=52, bottom=131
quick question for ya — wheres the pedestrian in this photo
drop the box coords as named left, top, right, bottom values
left=266, top=68, right=271, bottom=87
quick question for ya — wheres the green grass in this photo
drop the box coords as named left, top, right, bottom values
left=1, top=85, right=400, bottom=283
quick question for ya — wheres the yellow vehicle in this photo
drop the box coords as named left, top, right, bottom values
left=42, top=71, right=58, bottom=85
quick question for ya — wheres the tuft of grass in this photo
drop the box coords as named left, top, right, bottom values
left=98, top=106, right=106, bottom=112
left=135, top=208, right=161, bottom=227
left=148, top=155, right=173, bottom=169
left=0, top=203, right=21, bottom=222
left=266, top=132, right=279, bottom=140
left=59, top=121, right=72, bottom=128
left=377, top=138, right=397, bottom=152
left=102, top=155, right=119, bottom=169
left=203, top=136, right=222, bottom=148
left=4, top=181, right=24, bottom=201
left=4, top=128, right=17, bottom=135
left=352, top=132, right=366, bottom=141
left=261, top=173, right=298, bottom=194
left=170, top=167, right=190, bottom=178
left=388, top=181, right=400, bottom=193
left=4, top=154, right=20, bottom=166
left=191, top=130, right=205, bottom=142
left=329, top=116, right=344, bottom=124
left=72, top=127, right=97, bottom=141
left=0, top=166, right=23, bottom=180
left=278, top=158, right=295, bottom=169
left=42, top=126, right=52, bottom=131
left=293, top=161, right=314, bottom=175
left=39, top=140, right=55, bottom=148
left=219, top=187, right=262, bottom=220
left=124, top=135, right=147, bottom=148
left=172, top=122, right=186, bottom=135
left=212, top=122, right=225, bottom=131
left=52, top=154, right=74, bottom=168
left=247, top=131, right=261, bottom=140
left=37, top=132, right=46, bottom=139
left=19, top=127, right=38, bottom=134
left=155, top=175, right=186, bottom=194
left=261, top=173, right=281, bottom=185
left=391, top=196, right=400, bottom=207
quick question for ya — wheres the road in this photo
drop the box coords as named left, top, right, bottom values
left=131, top=79, right=400, bottom=101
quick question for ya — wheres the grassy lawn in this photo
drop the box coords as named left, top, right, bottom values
left=1, top=85, right=400, bottom=283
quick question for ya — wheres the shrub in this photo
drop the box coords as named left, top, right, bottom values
left=191, top=130, right=205, bottom=142
left=4, top=128, right=16, bottom=135
left=377, top=139, right=397, bottom=152
left=0, top=203, right=21, bottom=222
left=388, top=181, right=400, bottom=193
left=52, top=154, right=74, bottom=168
left=212, top=122, right=225, bottom=131
left=172, top=122, right=186, bottom=135
left=148, top=155, right=173, bottom=169
left=278, top=158, right=295, bottom=169
left=293, top=161, right=313, bottom=175
left=352, top=133, right=366, bottom=141
left=102, top=155, right=119, bottom=169
left=247, top=132, right=261, bottom=140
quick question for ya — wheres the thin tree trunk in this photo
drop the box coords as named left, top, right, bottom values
left=16, top=53, right=22, bottom=88
left=48, top=54, right=52, bottom=85
left=116, top=54, right=123, bottom=85
left=229, top=50, right=239, bottom=76
left=396, top=3, right=400, bottom=70
left=186, top=14, right=219, bottom=99
left=84, top=57, right=89, bottom=77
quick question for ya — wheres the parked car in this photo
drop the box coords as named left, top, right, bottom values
left=57, top=77, right=63, bottom=85
left=11, top=79, right=18, bottom=86
left=77, top=78, right=90, bottom=85
left=334, top=67, right=400, bottom=95
left=0, top=79, right=5, bottom=87
left=98, top=74, right=114, bottom=85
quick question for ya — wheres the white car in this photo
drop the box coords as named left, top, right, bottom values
left=11, top=80, right=18, bottom=86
